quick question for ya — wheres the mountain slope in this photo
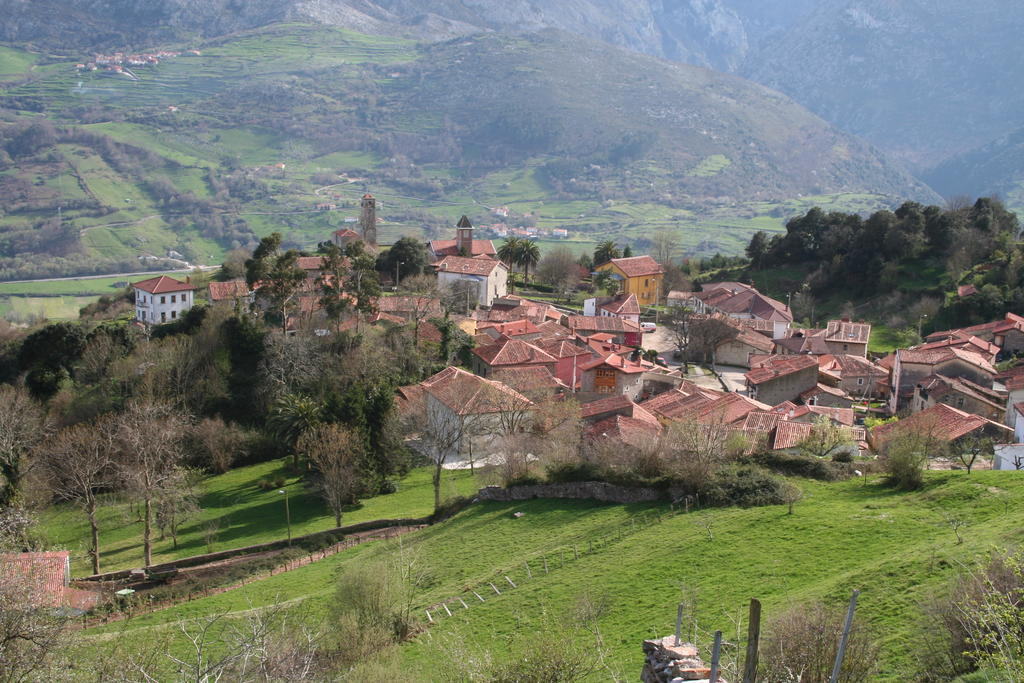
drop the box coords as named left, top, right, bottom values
left=744, top=0, right=1024, bottom=170
left=923, top=127, right=1024, bottom=209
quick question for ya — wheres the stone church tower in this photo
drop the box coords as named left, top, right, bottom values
left=360, top=193, right=377, bottom=246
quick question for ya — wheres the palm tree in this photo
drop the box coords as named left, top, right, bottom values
left=268, top=394, right=324, bottom=468
left=517, top=240, right=541, bottom=284
left=498, top=237, right=522, bottom=292
left=593, top=240, right=621, bottom=267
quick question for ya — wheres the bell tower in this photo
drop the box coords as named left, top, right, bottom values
left=360, top=193, right=377, bottom=246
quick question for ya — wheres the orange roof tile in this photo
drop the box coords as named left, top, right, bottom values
left=745, top=355, right=818, bottom=385
left=606, top=255, right=664, bottom=277
left=436, top=255, right=504, bottom=277
left=207, top=279, right=249, bottom=301
left=132, top=275, right=195, bottom=294
left=473, top=338, right=557, bottom=367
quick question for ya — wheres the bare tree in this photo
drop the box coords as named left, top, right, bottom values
left=663, top=304, right=695, bottom=361
left=299, top=424, right=362, bottom=527
left=662, top=416, right=737, bottom=491
left=954, top=435, right=993, bottom=474
left=535, top=246, right=581, bottom=301
left=37, top=417, right=118, bottom=574
left=781, top=482, right=803, bottom=515
left=0, top=385, right=48, bottom=507
left=652, top=229, right=679, bottom=267
left=399, top=275, right=443, bottom=346
left=798, top=417, right=854, bottom=460
left=115, top=401, right=189, bottom=567
left=687, top=315, right=737, bottom=368
left=154, top=468, right=200, bottom=550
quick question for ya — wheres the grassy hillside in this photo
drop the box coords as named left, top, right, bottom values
left=39, top=460, right=478, bottom=576
left=0, top=24, right=930, bottom=286
left=78, top=470, right=1024, bottom=680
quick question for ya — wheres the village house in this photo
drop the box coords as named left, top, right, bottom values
left=585, top=404, right=663, bottom=447
left=435, top=255, right=508, bottom=308
left=565, top=315, right=642, bottom=346
left=577, top=351, right=670, bottom=401
left=133, top=275, right=196, bottom=325
left=331, top=228, right=361, bottom=248
left=428, top=216, right=497, bottom=262
left=912, top=374, right=1006, bottom=422
left=535, top=337, right=593, bottom=389
left=582, top=292, right=641, bottom=325
left=374, top=295, right=443, bottom=321
left=398, top=367, right=533, bottom=465
left=745, top=355, right=819, bottom=406
left=0, top=550, right=99, bottom=611
left=800, top=383, right=855, bottom=409
left=474, top=295, right=562, bottom=325
left=767, top=421, right=864, bottom=458
left=595, top=255, right=665, bottom=307
left=471, top=337, right=558, bottom=378
left=672, top=282, right=793, bottom=339
left=477, top=319, right=543, bottom=342
left=914, top=332, right=999, bottom=363
left=207, top=279, right=252, bottom=306
left=492, top=366, right=569, bottom=398
left=994, top=443, right=1024, bottom=470
left=926, top=313, right=1024, bottom=355
left=869, top=402, right=1013, bottom=453
left=888, top=346, right=997, bottom=413
left=822, top=320, right=872, bottom=357
left=817, top=354, right=889, bottom=400
left=714, top=326, right=776, bottom=368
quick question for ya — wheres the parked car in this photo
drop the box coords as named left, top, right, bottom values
left=640, top=321, right=657, bottom=332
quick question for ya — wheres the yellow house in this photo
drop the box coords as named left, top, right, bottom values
left=596, top=255, right=665, bottom=306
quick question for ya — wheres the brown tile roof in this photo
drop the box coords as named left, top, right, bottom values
left=927, top=313, right=1024, bottom=342
left=0, top=551, right=96, bottom=610
left=957, top=284, right=978, bottom=298
left=804, top=405, right=856, bottom=426
left=492, top=366, right=567, bottom=393
left=818, top=354, right=889, bottom=378
left=132, top=275, right=195, bottom=294
left=800, top=383, right=851, bottom=401
left=898, top=347, right=996, bottom=375
left=473, top=338, right=557, bottom=367
left=871, top=402, right=1011, bottom=445
left=333, top=228, right=360, bottom=239
left=566, top=316, right=641, bottom=334
left=598, top=292, right=641, bottom=316
left=740, top=410, right=784, bottom=432
left=774, top=328, right=831, bottom=355
left=580, top=394, right=636, bottom=420
left=641, top=390, right=714, bottom=420
left=825, top=320, right=872, bottom=344
left=607, top=255, right=664, bottom=277
left=587, top=411, right=662, bottom=446
left=375, top=295, right=443, bottom=317
left=916, top=374, right=1006, bottom=413
left=914, top=333, right=999, bottom=360
left=729, top=328, right=776, bottom=354
left=297, top=255, right=326, bottom=271
left=207, top=279, right=249, bottom=301
left=436, top=255, right=504, bottom=277
left=429, top=239, right=497, bottom=258
left=579, top=353, right=652, bottom=374
left=772, top=421, right=814, bottom=450
left=536, top=338, right=592, bottom=360
left=745, top=355, right=818, bottom=385
left=420, top=366, right=532, bottom=415
left=696, top=282, right=793, bottom=323
left=535, top=320, right=571, bottom=339
left=478, top=320, right=541, bottom=338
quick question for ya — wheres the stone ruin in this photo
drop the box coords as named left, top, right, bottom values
left=641, top=635, right=727, bottom=683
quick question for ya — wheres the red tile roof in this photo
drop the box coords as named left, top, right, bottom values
left=606, top=255, right=664, bottom=277
left=957, top=284, right=978, bottom=298
left=375, top=295, right=442, bottom=317
left=436, top=255, right=504, bottom=277
left=800, top=383, right=851, bottom=402
left=207, top=279, right=250, bottom=302
left=492, top=366, right=567, bottom=393
left=580, top=353, right=652, bottom=374
left=740, top=410, right=784, bottom=432
left=333, top=228, right=361, bottom=239
left=730, top=328, right=776, bottom=354
left=825, top=320, right=872, bottom=344
left=536, top=338, right=592, bottom=360
left=772, top=421, right=814, bottom=450
left=598, top=292, right=641, bottom=316
left=132, top=275, right=195, bottom=294
left=478, top=320, right=541, bottom=338
left=473, top=338, right=557, bottom=367
left=420, top=366, right=532, bottom=415
left=916, top=374, right=1006, bottom=413
left=745, top=355, right=818, bottom=385
left=297, top=256, right=326, bottom=271
left=566, top=316, right=641, bottom=334
left=871, top=402, right=1011, bottom=445
left=580, top=394, right=636, bottom=420
left=429, top=239, right=497, bottom=258
left=696, top=282, right=793, bottom=323
left=0, top=551, right=97, bottom=610
left=898, top=347, right=996, bottom=375
left=587, top=411, right=662, bottom=446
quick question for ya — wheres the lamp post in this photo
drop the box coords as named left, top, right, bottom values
left=394, top=260, right=404, bottom=290
left=278, top=489, right=291, bottom=546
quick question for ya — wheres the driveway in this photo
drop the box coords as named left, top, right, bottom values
left=639, top=328, right=749, bottom=395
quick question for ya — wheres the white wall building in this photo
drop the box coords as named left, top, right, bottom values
left=994, top=443, right=1024, bottom=470
left=435, top=255, right=508, bottom=308
left=133, top=275, right=196, bottom=325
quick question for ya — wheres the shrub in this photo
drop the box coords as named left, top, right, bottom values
left=257, top=478, right=274, bottom=491
left=832, top=450, right=854, bottom=463
left=699, top=465, right=786, bottom=507
left=754, top=452, right=846, bottom=481
left=545, top=461, right=602, bottom=484
left=883, top=434, right=929, bottom=490
left=760, top=601, right=879, bottom=682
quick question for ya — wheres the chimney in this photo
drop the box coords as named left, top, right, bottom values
left=456, top=215, right=473, bottom=254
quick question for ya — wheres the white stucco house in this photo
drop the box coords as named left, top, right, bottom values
left=133, top=275, right=196, bottom=325
left=435, top=255, right=508, bottom=308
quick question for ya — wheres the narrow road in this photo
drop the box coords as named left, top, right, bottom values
left=0, top=264, right=217, bottom=286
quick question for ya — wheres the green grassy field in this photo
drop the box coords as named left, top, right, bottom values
left=77, top=470, right=1024, bottom=680
left=0, top=295, right=99, bottom=321
left=39, top=460, right=478, bottom=576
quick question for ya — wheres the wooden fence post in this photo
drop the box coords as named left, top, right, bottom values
left=708, top=631, right=723, bottom=683
left=830, top=590, right=861, bottom=683
left=742, top=598, right=761, bottom=683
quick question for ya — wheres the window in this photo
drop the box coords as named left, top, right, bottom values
left=161, top=312, right=166, bottom=322
left=160, top=296, right=166, bottom=304
left=857, top=378, right=864, bottom=386
left=171, top=310, right=177, bottom=319
left=843, top=344, right=848, bottom=352
left=956, top=397, right=965, bottom=408
left=171, top=295, right=176, bottom=303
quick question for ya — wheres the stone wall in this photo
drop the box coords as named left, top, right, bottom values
left=641, top=636, right=725, bottom=682
left=476, top=481, right=666, bottom=504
